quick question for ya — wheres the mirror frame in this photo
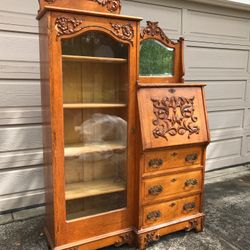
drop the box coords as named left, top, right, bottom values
left=139, top=21, right=184, bottom=84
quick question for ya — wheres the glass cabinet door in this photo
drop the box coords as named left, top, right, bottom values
left=61, top=32, right=128, bottom=220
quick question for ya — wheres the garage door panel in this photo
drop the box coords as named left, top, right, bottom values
left=206, top=138, right=242, bottom=160
left=0, top=167, right=44, bottom=196
left=247, top=136, right=250, bottom=152
left=186, top=10, right=249, bottom=42
left=208, top=110, right=244, bottom=131
left=205, top=80, right=246, bottom=102
left=0, top=80, right=41, bottom=107
left=0, top=10, right=38, bottom=33
left=0, top=31, right=39, bottom=62
left=246, top=109, right=250, bottom=128
left=0, top=126, right=42, bottom=152
left=186, top=46, right=248, bottom=72
left=122, top=1, right=182, bottom=35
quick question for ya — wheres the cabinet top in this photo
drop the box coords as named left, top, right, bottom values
left=37, top=0, right=142, bottom=20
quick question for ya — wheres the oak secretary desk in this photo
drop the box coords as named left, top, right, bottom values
left=37, top=1, right=210, bottom=249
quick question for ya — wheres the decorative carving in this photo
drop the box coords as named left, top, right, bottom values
left=115, top=233, right=133, bottom=247
left=55, top=16, right=84, bottom=39
left=92, top=0, right=121, bottom=13
left=141, top=21, right=175, bottom=45
left=185, top=219, right=199, bottom=232
left=110, top=23, right=134, bottom=45
left=144, top=231, right=160, bottom=247
left=151, top=96, right=200, bottom=141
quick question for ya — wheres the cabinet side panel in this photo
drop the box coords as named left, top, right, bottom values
left=39, top=13, right=55, bottom=246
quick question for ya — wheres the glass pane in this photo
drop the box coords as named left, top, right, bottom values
left=139, top=39, right=174, bottom=76
left=62, top=32, right=128, bottom=220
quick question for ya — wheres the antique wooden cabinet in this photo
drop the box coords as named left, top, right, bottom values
left=38, top=1, right=209, bottom=249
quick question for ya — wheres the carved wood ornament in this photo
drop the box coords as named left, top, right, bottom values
left=143, top=231, right=160, bottom=247
left=92, top=0, right=121, bottom=13
left=141, top=21, right=176, bottom=46
left=185, top=219, right=199, bottom=232
left=151, top=95, right=200, bottom=141
left=55, top=16, right=84, bottom=39
left=115, top=233, right=133, bottom=247
left=110, top=23, right=135, bottom=45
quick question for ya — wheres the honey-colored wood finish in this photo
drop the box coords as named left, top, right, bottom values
left=38, top=1, right=209, bottom=249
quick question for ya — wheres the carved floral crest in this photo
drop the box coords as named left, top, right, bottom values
left=151, top=95, right=200, bottom=140
left=92, top=0, right=121, bottom=13
left=55, top=16, right=84, bottom=39
left=110, top=23, right=134, bottom=45
left=141, top=21, right=175, bottom=45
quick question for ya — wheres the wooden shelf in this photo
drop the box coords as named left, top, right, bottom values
left=62, top=55, right=127, bottom=64
left=65, top=178, right=126, bottom=200
left=64, top=142, right=126, bottom=158
left=63, top=103, right=127, bottom=109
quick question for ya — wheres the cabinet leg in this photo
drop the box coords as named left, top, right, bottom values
left=137, top=231, right=160, bottom=250
left=195, top=217, right=204, bottom=233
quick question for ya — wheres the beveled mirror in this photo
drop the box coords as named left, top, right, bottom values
left=139, top=21, right=184, bottom=84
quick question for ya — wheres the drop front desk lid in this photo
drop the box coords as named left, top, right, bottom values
left=137, top=83, right=209, bottom=151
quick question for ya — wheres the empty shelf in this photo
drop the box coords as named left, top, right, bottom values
left=65, top=178, right=126, bottom=200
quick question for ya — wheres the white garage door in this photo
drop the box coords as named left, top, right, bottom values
left=0, top=0, right=249, bottom=212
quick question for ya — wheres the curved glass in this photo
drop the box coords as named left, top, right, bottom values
left=62, top=32, right=128, bottom=220
left=139, top=39, right=174, bottom=77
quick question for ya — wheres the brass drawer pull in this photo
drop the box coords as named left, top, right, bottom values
left=185, top=179, right=198, bottom=187
left=147, top=210, right=161, bottom=220
left=148, top=159, right=163, bottom=169
left=148, top=185, right=163, bottom=196
left=183, top=202, right=196, bottom=212
left=185, top=153, right=198, bottom=163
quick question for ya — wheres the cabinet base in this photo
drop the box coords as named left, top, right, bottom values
left=46, top=215, right=204, bottom=250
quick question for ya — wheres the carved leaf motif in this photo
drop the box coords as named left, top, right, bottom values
left=144, top=231, right=160, bottom=247
left=151, top=96, right=200, bottom=140
left=92, top=0, right=121, bottom=12
left=115, top=233, right=133, bottom=247
left=110, top=23, right=134, bottom=45
left=141, top=21, right=175, bottom=45
left=55, top=16, right=84, bottom=39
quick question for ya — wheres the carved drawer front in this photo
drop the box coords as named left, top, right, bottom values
left=144, top=146, right=202, bottom=174
left=138, top=87, right=209, bottom=150
left=143, top=170, right=202, bottom=203
left=142, top=195, right=200, bottom=227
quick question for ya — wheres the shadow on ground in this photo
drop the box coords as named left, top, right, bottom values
left=1, top=174, right=250, bottom=250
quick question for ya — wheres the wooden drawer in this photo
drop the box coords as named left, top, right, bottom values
left=138, top=87, right=209, bottom=150
left=142, top=170, right=202, bottom=203
left=144, top=146, right=202, bottom=174
left=142, top=195, right=200, bottom=227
